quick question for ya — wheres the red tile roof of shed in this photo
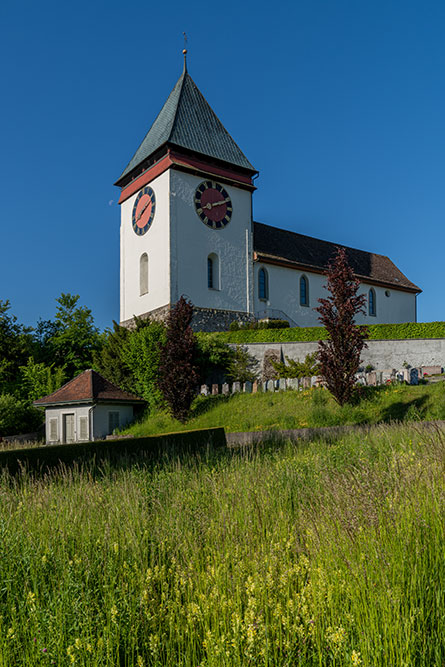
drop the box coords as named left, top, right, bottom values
left=34, top=369, right=145, bottom=406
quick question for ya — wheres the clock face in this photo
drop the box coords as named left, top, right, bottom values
left=132, top=186, right=156, bottom=236
left=194, top=180, right=232, bottom=229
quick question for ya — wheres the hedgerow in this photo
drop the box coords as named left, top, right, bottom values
left=199, top=321, right=445, bottom=344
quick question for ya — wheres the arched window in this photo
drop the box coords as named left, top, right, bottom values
left=207, top=253, right=219, bottom=290
left=300, top=275, right=309, bottom=306
left=258, top=267, right=268, bottom=300
left=207, top=256, right=214, bottom=289
left=140, top=253, right=148, bottom=295
left=368, top=288, right=376, bottom=316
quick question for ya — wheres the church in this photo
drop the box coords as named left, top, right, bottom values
left=115, top=56, right=421, bottom=331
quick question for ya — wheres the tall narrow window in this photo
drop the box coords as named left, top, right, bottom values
left=207, top=256, right=214, bottom=289
left=368, top=288, right=376, bottom=316
left=108, top=411, right=120, bottom=434
left=140, top=253, right=148, bottom=295
left=300, top=275, right=309, bottom=306
left=258, top=268, right=268, bottom=300
left=207, top=254, right=219, bottom=290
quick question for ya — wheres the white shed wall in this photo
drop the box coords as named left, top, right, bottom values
left=92, top=404, right=134, bottom=440
left=44, top=404, right=135, bottom=444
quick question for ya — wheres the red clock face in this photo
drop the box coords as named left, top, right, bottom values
left=194, top=181, right=232, bottom=229
left=132, top=186, right=156, bottom=236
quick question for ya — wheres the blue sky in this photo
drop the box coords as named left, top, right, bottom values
left=1, top=0, right=444, bottom=330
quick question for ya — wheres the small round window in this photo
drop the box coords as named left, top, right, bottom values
left=385, top=290, right=391, bottom=297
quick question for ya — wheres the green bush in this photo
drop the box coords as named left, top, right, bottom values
left=229, top=319, right=290, bottom=332
left=0, top=394, right=43, bottom=437
left=210, top=321, right=445, bottom=344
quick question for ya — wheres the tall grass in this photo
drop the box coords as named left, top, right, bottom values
left=0, top=424, right=443, bottom=665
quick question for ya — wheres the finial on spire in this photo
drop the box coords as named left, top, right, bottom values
left=182, top=32, right=188, bottom=72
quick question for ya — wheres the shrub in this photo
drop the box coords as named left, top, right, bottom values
left=226, top=345, right=258, bottom=383
left=0, top=394, right=43, bottom=437
left=273, top=352, right=320, bottom=378
left=205, top=321, right=445, bottom=344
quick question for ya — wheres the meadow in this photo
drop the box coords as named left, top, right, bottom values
left=0, top=423, right=443, bottom=665
left=124, top=381, right=445, bottom=437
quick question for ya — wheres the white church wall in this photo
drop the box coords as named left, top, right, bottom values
left=169, top=170, right=253, bottom=314
left=120, top=170, right=171, bottom=323
left=253, top=262, right=416, bottom=326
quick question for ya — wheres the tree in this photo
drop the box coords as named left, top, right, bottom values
left=93, top=320, right=133, bottom=392
left=123, top=320, right=166, bottom=410
left=158, top=297, right=199, bottom=422
left=19, top=358, right=66, bottom=402
left=0, top=300, right=34, bottom=395
left=315, top=247, right=368, bottom=405
left=49, top=294, right=101, bottom=377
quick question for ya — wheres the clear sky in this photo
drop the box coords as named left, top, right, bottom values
left=1, top=0, right=444, bottom=330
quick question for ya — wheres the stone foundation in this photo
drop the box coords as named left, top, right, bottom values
left=120, top=304, right=253, bottom=332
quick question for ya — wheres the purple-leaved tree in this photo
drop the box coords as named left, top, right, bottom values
left=316, top=247, right=368, bottom=405
left=158, top=296, right=199, bottom=422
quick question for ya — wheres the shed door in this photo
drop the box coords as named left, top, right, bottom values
left=63, top=413, right=75, bottom=443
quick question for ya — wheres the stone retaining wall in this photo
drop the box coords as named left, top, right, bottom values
left=237, top=338, right=445, bottom=376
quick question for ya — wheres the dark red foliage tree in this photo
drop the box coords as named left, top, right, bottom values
left=316, top=247, right=368, bottom=405
left=158, top=296, right=199, bottom=422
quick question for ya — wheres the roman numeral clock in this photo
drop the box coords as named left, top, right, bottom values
left=194, top=180, right=232, bottom=229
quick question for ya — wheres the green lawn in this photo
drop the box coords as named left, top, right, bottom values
left=0, top=423, right=443, bottom=665
left=124, top=381, right=445, bottom=436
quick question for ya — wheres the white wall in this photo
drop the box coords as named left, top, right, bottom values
left=253, top=262, right=417, bottom=326
left=44, top=404, right=135, bottom=444
left=92, top=404, right=134, bottom=440
left=120, top=170, right=171, bottom=322
left=170, top=170, right=253, bottom=313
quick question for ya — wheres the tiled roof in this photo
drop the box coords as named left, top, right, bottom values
left=253, top=221, right=421, bottom=292
left=34, top=370, right=145, bottom=406
left=116, top=65, right=255, bottom=183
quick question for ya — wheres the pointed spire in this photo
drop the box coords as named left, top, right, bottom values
left=115, top=55, right=256, bottom=184
left=182, top=32, right=188, bottom=73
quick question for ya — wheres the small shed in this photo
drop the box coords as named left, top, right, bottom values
left=34, top=369, right=145, bottom=444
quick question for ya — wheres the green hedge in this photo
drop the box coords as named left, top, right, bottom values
left=0, top=428, right=226, bottom=475
left=202, top=322, right=445, bottom=344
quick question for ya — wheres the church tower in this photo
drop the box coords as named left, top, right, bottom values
left=115, top=57, right=258, bottom=330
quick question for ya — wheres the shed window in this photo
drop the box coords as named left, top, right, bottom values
left=140, top=253, right=148, bottom=295
left=49, top=418, right=58, bottom=442
left=79, top=416, right=88, bottom=440
left=368, top=288, right=376, bottom=316
left=108, top=411, right=120, bottom=434
left=300, top=275, right=309, bottom=306
left=258, top=268, right=268, bottom=300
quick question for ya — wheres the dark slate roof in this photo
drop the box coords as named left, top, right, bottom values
left=34, top=369, right=145, bottom=406
left=117, top=66, right=255, bottom=182
left=253, top=221, right=421, bottom=292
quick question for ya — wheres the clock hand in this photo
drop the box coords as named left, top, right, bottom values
left=136, top=199, right=151, bottom=221
left=203, top=198, right=230, bottom=210
left=210, top=198, right=230, bottom=207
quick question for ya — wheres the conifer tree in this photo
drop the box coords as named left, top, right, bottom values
left=316, top=247, right=368, bottom=405
left=158, top=297, right=199, bottom=422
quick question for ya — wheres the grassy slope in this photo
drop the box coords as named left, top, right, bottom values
left=124, top=382, right=445, bottom=436
left=0, top=424, right=443, bottom=665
